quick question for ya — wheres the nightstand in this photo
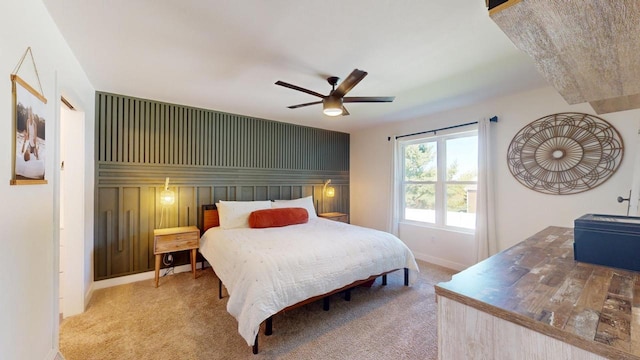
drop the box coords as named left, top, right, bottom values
left=153, top=225, right=200, bottom=288
left=319, top=212, right=349, bottom=223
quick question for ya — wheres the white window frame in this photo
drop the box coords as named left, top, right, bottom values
left=399, top=129, right=478, bottom=233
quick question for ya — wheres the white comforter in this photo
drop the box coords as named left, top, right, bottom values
left=199, top=217, right=419, bottom=346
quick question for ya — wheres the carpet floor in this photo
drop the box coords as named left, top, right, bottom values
left=60, top=260, right=455, bottom=360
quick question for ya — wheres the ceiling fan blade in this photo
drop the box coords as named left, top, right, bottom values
left=343, top=96, right=395, bottom=103
left=275, top=81, right=325, bottom=98
left=341, top=106, right=350, bottom=116
left=287, top=100, right=323, bottom=109
left=332, top=69, right=368, bottom=98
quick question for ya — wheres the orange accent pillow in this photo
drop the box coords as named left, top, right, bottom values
left=248, top=207, right=309, bottom=228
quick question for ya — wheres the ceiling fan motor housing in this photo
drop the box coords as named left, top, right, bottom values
left=323, top=96, right=343, bottom=116
left=327, top=76, right=340, bottom=89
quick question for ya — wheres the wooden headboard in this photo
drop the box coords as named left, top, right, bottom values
left=201, top=204, right=219, bottom=234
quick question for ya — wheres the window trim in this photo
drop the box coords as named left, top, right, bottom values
left=399, top=129, right=478, bottom=233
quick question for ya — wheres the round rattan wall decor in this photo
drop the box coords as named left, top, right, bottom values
left=507, top=112, right=623, bottom=195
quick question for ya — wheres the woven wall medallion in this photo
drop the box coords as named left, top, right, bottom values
left=507, top=112, right=623, bottom=195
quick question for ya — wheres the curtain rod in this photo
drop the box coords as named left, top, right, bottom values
left=388, top=116, right=498, bottom=141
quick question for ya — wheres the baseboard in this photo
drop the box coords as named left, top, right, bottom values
left=412, top=251, right=469, bottom=272
left=93, top=262, right=208, bottom=290
left=46, top=348, right=64, bottom=360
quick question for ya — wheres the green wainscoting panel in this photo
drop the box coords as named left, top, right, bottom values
left=94, top=92, right=350, bottom=280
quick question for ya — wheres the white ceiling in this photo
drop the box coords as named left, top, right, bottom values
left=43, top=0, right=548, bottom=133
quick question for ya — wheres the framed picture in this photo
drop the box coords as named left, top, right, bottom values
left=10, top=74, right=47, bottom=185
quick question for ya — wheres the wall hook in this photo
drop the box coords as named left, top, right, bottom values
left=617, top=190, right=632, bottom=216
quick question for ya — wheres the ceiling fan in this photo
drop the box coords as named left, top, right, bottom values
left=275, top=69, right=395, bottom=116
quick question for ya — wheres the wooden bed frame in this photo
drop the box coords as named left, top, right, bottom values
left=199, top=204, right=409, bottom=354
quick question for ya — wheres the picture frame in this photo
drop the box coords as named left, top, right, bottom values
left=10, top=74, right=48, bottom=185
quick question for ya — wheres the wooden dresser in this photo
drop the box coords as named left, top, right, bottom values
left=435, top=226, right=640, bottom=360
left=153, top=226, right=200, bottom=287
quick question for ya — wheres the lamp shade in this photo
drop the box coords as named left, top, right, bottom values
left=325, top=186, right=335, bottom=198
left=323, top=96, right=343, bottom=116
left=160, top=189, right=175, bottom=206
left=323, top=179, right=335, bottom=198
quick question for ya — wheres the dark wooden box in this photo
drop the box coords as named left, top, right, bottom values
left=574, top=214, right=640, bottom=272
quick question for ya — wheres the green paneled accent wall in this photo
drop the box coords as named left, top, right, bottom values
left=95, top=92, right=350, bottom=280
left=96, top=92, right=348, bottom=169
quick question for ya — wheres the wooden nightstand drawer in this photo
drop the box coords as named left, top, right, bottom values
left=319, top=212, right=349, bottom=223
left=153, top=226, right=200, bottom=254
left=155, top=232, right=198, bottom=253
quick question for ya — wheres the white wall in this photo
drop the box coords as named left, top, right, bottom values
left=0, top=1, right=94, bottom=359
left=351, top=86, right=639, bottom=271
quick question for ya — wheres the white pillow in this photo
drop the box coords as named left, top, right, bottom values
left=272, top=196, right=317, bottom=219
left=217, top=200, right=272, bottom=229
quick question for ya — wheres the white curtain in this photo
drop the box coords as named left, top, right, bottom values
left=474, top=118, right=498, bottom=262
left=388, top=136, right=400, bottom=236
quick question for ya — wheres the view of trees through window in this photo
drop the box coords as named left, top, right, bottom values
left=404, top=142, right=436, bottom=211
left=402, top=133, right=477, bottom=229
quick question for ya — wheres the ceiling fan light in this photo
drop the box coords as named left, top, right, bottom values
left=323, top=97, right=343, bottom=116
left=323, top=108, right=343, bottom=116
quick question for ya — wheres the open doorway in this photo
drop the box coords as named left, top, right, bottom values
left=59, top=97, right=85, bottom=319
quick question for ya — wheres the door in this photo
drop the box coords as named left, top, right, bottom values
left=60, top=105, right=85, bottom=317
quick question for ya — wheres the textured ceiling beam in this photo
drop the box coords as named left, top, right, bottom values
left=487, top=0, right=522, bottom=16
left=490, top=0, right=640, bottom=113
left=589, top=94, right=640, bottom=115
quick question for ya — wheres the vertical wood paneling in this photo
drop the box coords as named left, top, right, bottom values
left=98, top=93, right=105, bottom=161
left=125, top=98, right=131, bottom=162
left=178, top=187, right=196, bottom=227
left=128, top=99, right=134, bottom=162
left=95, top=89, right=351, bottom=172
left=106, top=95, right=112, bottom=161
left=222, top=114, right=229, bottom=167
left=135, top=99, right=141, bottom=163
left=213, top=186, right=226, bottom=203
left=181, top=108, right=186, bottom=165
left=172, top=105, right=176, bottom=164
left=138, top=186, right=149, bottom=270
left=165, top=105, right=170, bottom=164
left=149, top=103, right=155, bottom=164
left=105, top=95, right=112, bottom=161
left=106, top=210, right=112, bottom=276
left=271, top=186, right=280, bottom=199
left=143, top=101, right=149, bottom=163
left=118, top=97, right=124, bottom=162
left=160, top=103, right=166, bottom=164
left=131, top=99, right=137, bottom=162
left=215, top=113, right=221, bottom=166
left=193, top=109, right=197, bottom=165
left=180, top=108, right=185, bottom=165
left=204, top=112, right=209, bottom=166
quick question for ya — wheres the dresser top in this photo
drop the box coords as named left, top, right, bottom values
left=153, top=225, right=199, bottom=236
left=435, top=226, right=640, bottom=360
left=318, top=212, right=347, bottom=217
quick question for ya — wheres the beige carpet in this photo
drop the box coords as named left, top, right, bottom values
left=60, top=260, right=455, bottom=360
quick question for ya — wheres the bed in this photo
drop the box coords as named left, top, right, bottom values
left=198, top=197, right=419, bottom=354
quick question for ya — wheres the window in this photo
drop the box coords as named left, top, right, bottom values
left=400, top=131, right=478, bottom=231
